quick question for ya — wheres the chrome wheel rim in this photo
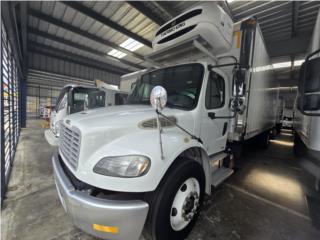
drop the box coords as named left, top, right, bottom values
left=170, top=177, right=200, bottom=231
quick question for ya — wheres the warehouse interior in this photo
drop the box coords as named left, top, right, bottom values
left=1, top=1, right=320, bottom=240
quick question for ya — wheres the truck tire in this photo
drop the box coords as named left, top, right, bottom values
left=145, top=159, right=205, bottom=240
left=258, top=131, right=270, bottom=148
left=316, top=179, right=320, bottom=192
left=230, top=142, right=243, bottom=161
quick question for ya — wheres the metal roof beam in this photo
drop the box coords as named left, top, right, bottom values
left=28, top=28, right=143, bottom=70
left=28, top=69, right=96, bottom=85
left=28, top=42, right=129, bottom=75
left=61, top=1, right=152, bottom=48
left=28, top=9, right=145, bottom=61
left=292, top=1, right=300, bottom=37
left=233, top=1, right=282, bottom=19
left=151, top=1, right=175, bottom=19
left=127, top=1, right=166, bottom=26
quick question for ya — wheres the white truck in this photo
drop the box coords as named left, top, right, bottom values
left=294, top=9, right=320, bottom=191
left=282, top=108, right=294, bottom=129
left=52, top=3, right=278, bottom=240
left=120, top=69, right=147, bottom=92
left=45, top=83, right=127, bottom=146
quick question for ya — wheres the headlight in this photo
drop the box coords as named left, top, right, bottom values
left=93, top=155, right=151, bottom=178
left=54, top=121, right=62, bottom=137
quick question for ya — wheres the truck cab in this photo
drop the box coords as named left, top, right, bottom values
left=45, top=84, right=127, bottom=146
left=52, top=3, right=278, bottom=240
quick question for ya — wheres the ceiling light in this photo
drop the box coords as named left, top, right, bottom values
left=227, top=0, right=235, bottom=3
left=294, top=59, right=304, bottom=67
left=272, top=61, right=291, bottom=69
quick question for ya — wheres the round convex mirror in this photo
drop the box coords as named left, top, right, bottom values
left=150, top=86, right=167, bottom=111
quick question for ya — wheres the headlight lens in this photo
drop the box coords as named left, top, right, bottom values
left=93, top=155, right=151, bottom=178
left=54, top=121, right=62, bottom=137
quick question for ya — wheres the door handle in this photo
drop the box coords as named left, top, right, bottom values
left=208, top=112, right=216, bottom=119
left=222, top=122, right=228, bottom=136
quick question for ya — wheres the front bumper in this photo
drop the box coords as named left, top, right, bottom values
left=52, top=152, right=149, bottom=240
left=45, top=129, right=59, bottom=146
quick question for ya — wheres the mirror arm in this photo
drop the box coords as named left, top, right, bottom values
left=155, top=110, right=165, bottom=160
left=156, top=110, right=203, bottom=144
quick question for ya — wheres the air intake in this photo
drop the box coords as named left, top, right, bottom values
left=139, top=117, right=177, bottom=129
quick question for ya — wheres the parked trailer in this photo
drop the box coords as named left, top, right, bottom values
left=294, top=9, right=320, bottom=191
left=45, top=83, right=127, bottom=146
left=52, top=3, right=279, bottom=240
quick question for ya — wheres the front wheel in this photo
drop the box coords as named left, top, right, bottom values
left=145, top=159, right=205, bottom=240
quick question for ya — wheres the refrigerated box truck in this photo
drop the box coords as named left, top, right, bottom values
left=294, top=9, right=320, bottom=191
left=52, top=3, right=279, bottom=240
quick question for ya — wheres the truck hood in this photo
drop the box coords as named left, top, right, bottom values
left=61, top=105, right=196, bottom=165
left=64, top=105, right=194, bottom=131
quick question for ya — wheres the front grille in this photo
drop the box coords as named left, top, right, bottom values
left=59, top=123, right=81, bottom=170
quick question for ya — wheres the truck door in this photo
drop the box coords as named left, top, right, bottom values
left=200, top=70, right=229, bottom=155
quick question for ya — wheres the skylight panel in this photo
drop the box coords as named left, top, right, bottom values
left=120, top=38, right=144, bottom=51
left=107, top=38, right=143, bottom=59
left=108, top=49, right=126, bottom=59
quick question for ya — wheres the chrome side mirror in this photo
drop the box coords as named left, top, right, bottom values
left=150, top=86, right=167, bottom=112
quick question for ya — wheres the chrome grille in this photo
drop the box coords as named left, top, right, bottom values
left=59, top=123, right=81, bottom=170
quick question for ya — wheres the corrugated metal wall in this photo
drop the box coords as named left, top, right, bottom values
left=28, top=52, right=122, bottom=85
left=26, top=52, right=123, bottom=119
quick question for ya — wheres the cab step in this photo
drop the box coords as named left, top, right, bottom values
left=209, top=152, right=228, bottom=167
left=211, top=167, right=234, bottom=187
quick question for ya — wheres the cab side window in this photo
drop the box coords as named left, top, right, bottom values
left=205, top=72, right=225, bottom=109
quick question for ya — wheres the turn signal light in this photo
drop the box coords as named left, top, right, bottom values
left=93, top=224, right=119, bottom=234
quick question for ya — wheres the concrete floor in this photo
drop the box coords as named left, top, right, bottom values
left=2, top=121, right=320, bottom=240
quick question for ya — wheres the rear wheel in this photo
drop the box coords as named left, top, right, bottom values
left=145, top=159, right=205, bottom=240
left=258, top=131, right=270, bottom=148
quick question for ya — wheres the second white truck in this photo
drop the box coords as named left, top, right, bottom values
left=52, top=3, right=279, bottom=240
left=45, top=83, right=127, bottom=146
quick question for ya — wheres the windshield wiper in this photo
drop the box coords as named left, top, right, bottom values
left=166, top=102, right=189, bottom=110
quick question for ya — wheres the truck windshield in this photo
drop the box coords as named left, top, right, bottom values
left=127, top=64, right=204, bottom=110
left=55, top=87, right=71, bottom=112
left=86, top=90, right=106, bottom=109
left=70, top=88, right=105, bottom=114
